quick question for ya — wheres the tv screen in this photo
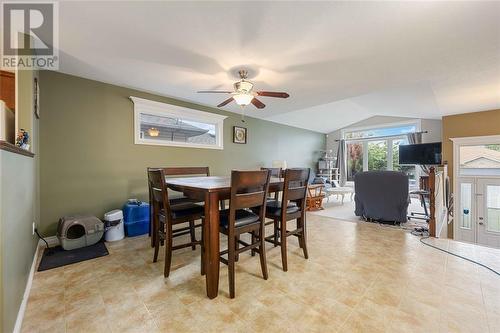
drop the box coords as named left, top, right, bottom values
left=399, top=142, right=442, bottom=165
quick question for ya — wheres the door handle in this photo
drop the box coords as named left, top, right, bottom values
left=478, top=217, right=484, bottom=225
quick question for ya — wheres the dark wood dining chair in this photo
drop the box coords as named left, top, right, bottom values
left=264, top=168, right=310, bottom=271
left=148, top=167, right=209, bottom=248
left=147, top=169, right=205, bottom=277
left=162, top=167, right=210, bottom=249
left=213, top=169, right=271, bottom=298
left=261, top=167, right=282, bottom=201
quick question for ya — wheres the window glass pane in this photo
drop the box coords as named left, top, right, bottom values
left=140, top=113, right=216, bottom=145
left=347, top=142, right=363, bottom=181
left=344, top=124, right=416, bottom=139
left=486, top=185, right=500, bottom=233
left=460, top=145, right=500, bottom=176
left=368, top=140, right=387, bottom=171
left=460, top=183, right=472, bottom=229
left=393, top=138, right=417, bottom=189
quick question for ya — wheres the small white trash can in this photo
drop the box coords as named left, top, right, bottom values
left=104, top=209, right=125, bottom=242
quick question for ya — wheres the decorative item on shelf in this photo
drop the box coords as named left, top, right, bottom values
left=16, top=129, right=30, bottom=151
left=317, top=149, right=338, bottom=184
left=34, top=77, right=40, bottom=119
left=233, top=126, right=247, bottom=144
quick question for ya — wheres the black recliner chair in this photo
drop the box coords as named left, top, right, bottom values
left=354, top=171, right=410, bottom=223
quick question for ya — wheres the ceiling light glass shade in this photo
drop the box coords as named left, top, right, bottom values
left=148, top=127, right=160, bottom=137
left=233, top=93, right=254, bottom=106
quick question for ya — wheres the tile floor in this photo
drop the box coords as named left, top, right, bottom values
left=21, top=214, right=500, bottom=333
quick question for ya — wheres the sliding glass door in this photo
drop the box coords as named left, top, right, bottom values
left=346, top=137, right=416, bottom=181
left=343, top=122, right=419, bottom=182
left=367, top=140, right=387, bottom=171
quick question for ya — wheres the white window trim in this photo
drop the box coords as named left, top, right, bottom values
left=130, top=96, right=227, bottom=150
left=341, top=119, right=421, bottom=141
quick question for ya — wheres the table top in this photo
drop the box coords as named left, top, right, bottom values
left=166, top=176, right=283, bottom=192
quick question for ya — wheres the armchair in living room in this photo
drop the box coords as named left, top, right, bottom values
left=354, top=171, right=410, bottom=223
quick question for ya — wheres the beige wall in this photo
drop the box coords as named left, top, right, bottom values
left=442, top=109, right=500, bottom=185
left=39, top=71, right=325, bottom=235
left=0, top=67, right=39, bottom=332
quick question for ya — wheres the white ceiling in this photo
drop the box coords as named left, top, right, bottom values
left=57, top=1, right=500, bottom=133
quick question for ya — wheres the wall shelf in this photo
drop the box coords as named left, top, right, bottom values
left=0, top=140, right=34, bottom=157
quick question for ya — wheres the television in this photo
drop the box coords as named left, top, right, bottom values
left=399, top=142, right=442, bottom=165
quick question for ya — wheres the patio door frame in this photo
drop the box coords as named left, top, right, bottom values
left=342, top=120, right=421, bottom=179
left=451, top=134, right=500, bottom=247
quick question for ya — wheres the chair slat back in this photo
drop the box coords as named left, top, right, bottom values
left=260, top=167, right=282, bottom=178
left=228, top=170, right=271, bottom=232
left=281, top=168, right=310, bottom=212
left=147, top=168, right=172, bottom=217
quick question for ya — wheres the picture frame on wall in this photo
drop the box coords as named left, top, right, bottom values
left=34, top=77, right=40, bottom=119
left=233, top=126, right=247, bottom=144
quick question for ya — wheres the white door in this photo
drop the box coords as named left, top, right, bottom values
left=477, top=178, right=500, bottom=248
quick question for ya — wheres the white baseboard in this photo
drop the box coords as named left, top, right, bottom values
left=13, top=243, right=39, bottom=333
left=13, top=236, right=58, bottom=333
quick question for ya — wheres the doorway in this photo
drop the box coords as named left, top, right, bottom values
left=453, top=135, right=500, bottom=248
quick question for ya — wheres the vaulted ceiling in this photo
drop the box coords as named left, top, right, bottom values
left=57, top=1, right=500, bottom=133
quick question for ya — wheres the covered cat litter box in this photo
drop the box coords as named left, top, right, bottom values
left=123, top=199, right=150, bottom=237
left=104, top=209, right=125, bottom=242
left=57, top=215, right=104, bottom=250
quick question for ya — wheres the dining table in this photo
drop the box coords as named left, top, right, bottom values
left=165, top=175, right=283, bottom=299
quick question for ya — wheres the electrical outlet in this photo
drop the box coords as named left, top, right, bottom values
left=32, top=222, right=36, bottom=235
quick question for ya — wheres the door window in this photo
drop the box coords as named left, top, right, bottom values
left=459, top=183, right=473, bottom=229
left=347, top=142, right=363, bottom=181
left=486, top=185, right=500, bottom=233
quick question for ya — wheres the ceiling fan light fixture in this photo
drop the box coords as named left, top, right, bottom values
left=233, top=93, right=254, bottom=106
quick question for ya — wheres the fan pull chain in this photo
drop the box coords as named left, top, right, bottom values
left=240, top=106, right=246, bottom=123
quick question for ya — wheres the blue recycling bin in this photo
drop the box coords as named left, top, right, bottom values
left=123, top=200, right=150, bottom=237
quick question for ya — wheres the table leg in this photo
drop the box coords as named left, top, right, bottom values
left=204, top=191, right=220, bottom=299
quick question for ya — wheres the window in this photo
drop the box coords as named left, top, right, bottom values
left=459, top=144, right=500, bottom=176
left=344, top=122, right=419, bottom=182
left=459, top=182, right=473, bottom=229
left=344, top=124, right=416, bottom=140
left=131, top=97, right=227, bottom=150
left=368, top=140, right=387, bottom=171
left=347, top=142, right=363, bottom=181
left=486, top=185, right=500, bottom=233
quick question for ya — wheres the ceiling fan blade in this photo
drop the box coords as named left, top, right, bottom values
left=197, top=90, right=232, bottom=93
left=217, top=97, right=234, bottom=107
left=256, top=91, right=290, bottom=98
left=251, top=98, right=266, bottom=109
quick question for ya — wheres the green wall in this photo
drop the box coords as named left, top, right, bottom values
left=0, top=151, right=38, bottom=333
left=0, top=63, right=39, bottom=332
left=39, top=71, right=325, bottom=235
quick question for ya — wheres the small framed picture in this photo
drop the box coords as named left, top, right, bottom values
left=233, top=126, right=247, bottom=144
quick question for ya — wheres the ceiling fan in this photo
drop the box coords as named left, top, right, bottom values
left=197, top=70, right=289, bottom=109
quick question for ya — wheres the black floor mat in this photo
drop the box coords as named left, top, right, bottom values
left=37, top=242, right=109, bottom=271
